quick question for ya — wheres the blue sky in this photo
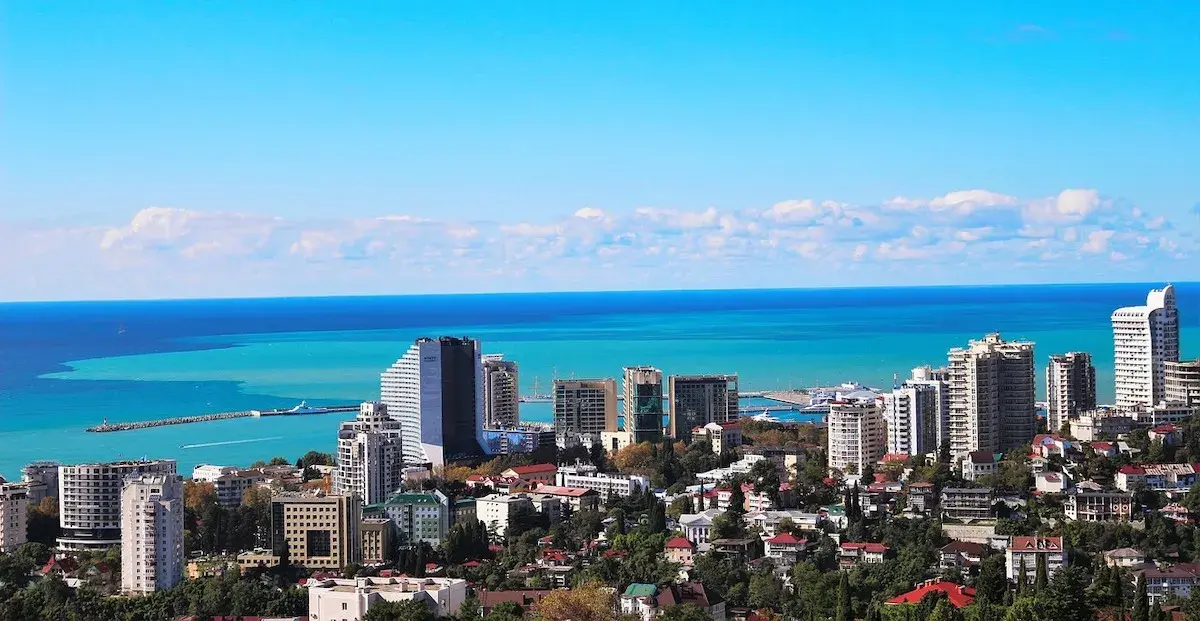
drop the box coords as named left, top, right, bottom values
left=2, top=2, right=1199, bottom=300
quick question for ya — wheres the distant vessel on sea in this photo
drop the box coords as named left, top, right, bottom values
left=251, top=401, right=330, bottom=416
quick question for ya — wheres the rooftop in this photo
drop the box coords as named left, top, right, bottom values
left=887, top=579, right=976, bottom=608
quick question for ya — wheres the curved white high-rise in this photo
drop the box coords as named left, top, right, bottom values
left=1112, top=285, right=1179, bottom=407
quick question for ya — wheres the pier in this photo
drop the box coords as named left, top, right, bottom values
left=85, top=404, right=360, bottom=433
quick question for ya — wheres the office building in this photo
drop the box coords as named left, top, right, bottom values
left=308, top=576, right=468, bottom=620
left=1165, top=359, right=1200, bottom=406
left=191, top=464, right=259, bottom=507
left=20, top=461, right=60, bottom=505
left=333, top=401, right=405, bottom=505
left=668, top=374, right=739, bottom=442
left=482, top=355, right=520, bottom=428
left=882, top=369, right=943, bottom=456
left=381, top=337, right=486, bottom=466
left=270, top=494, right=362, bottom=570
left=378, top=490, right=451, bottom=547
left=57, top=459, right=177, bottom=550
left=623, top=366, right=664, bottom=443
left=121, top=474, right=185, bottom=594
left=947, top=334, right=1036, bottom=456
left=552, top=378, right=618, bottom=437
left=826, top=398, right=886, bottom=475
left=1113, top=285, right=1180, bottom=407
left=1046, top=352, right=1097, bottom=433
left=360, top=517, right=393, bottom=565
left=0, top=482, right=29, bottom=552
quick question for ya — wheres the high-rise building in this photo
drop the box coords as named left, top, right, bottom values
left=882, top=371, right=942, bottom=456
left=21, top=461, right=59, bottom=505
left=1165, top=359, right=1200, bottom=407
left=381, top=337, right=485, bottom=466
left=58, top=459, right=177, bottom=550
left=1113, top=285, right=1180, bottom=407
left=482, top=355, right=520, bottom=428
left=333, top=402, right=405, bottom=505
left=827, top=398, right=886, bottom=475
left=0, top=482, right=29, bottom=552
left=553, top=378, right=618, bottom=437
left=121, top=473, right=185, bottom=594
left=906, top=366, right=951, bottom=450
left=1045, top=352, right=1097, bottom=433
left=668, top=374, right=739, bottom=442
left=270, top=494, right=362, bottom=570
left=947, top=334, right=1036, bottom=456
left=623, top=366, right=664, bottom=443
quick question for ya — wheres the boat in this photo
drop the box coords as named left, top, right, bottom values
left=751, top=411, right=780, bottom=423
left=252, top=401, right=330, bottom=416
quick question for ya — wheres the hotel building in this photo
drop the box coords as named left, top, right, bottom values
left=1112, top=285, right=1179, bottom=407
left=552, top=378, right=618, bottom=437
left=121, top=473, right=185, bottom=594
left=1165, top=359, right=1200, bottom=406
left=1045, top=352, right=1097, bottom=433
left=270, top=494, right=362, bottom=570
left=882, top=367, right=946, bottom=456
left=58, top=459, right=177, bottom=550
left=947, top=334, right=1036, bottom=456
left=668, top=374, right=739, bottom=442
left=827, top=398, right=886, bottom=475
left=482, top=355, right=520, bottom=428
left=333, top=401, right=405, bottom=505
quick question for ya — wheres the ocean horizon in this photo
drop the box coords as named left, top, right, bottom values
left=1, top=281, right=1195, bottom=480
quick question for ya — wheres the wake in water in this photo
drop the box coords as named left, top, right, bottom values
left=180, top=436, right=284, bottom=449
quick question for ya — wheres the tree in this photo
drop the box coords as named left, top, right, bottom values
left=362, top=599, right=435, bottom=621
left=458, top=593, right=481, bottom=620
left=1016, top=558, right=1028, bottom=596
left=975, top=554, right=1008, bottom=605
left=486, top=601, right=525, bottom=620
left=589, top=441, right=609, bottom=471
left=1132, top=573, right=1149, bottom=621
left=929, top=598, right=965, bottom=621
left=26, top=497, right=60, bottom=546
left=1004, top=598, right=1044, bottom=621
left=1034, top=553, right=1048, bottom=592
left=835, top=571, right=851, bottom=621
left=748, top=570, right=784, bottom=610
left=184, top=480, right=218, bottom=512
left=728, top=483, right=747, bottom=516
left=536, top=582, right=615, bottom=621
left=659, top=604, right=715, bottom=621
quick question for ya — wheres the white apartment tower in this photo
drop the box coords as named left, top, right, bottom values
left=482, top=355, right=520, bottom=428
left=1112, top=285, right=1180, bottom=407
left=1046, top=352, right=1097, bottom=433
left=0, top=482, right=29, bottom=552
left=1165, top=359, right=1200, bottom=406
left=58, top=459, right=177, bottom=550
left=827, top=398, right=886, bottom=475
left=882, top=367, right=946, bottom=456
left=947, top=334, right=1036, bottom=456
left=121, top=473, right=185, bottom=595
left=333, top=402, right=405, bottom=505
left=553, top=378, right=618, bottom=437
left=380, top=337, right=486, bottom=466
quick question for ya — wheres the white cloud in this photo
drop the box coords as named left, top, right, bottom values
left=2, top=188, right=1195, bottom=301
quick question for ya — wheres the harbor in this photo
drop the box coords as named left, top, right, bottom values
left=85, top=402, right=360, bottom=433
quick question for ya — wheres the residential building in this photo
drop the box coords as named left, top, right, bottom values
left=624, top=366, right=665, bottom=443
left=236, top=548, right=281, bottom=571
left=1150, top=424, right=1183, bottom=446
left=381, top=336, right=486, bottom=466
left=1006, top=536, right=1066, bottom=581
left=882, top=372, right=943, bottom=456
left=479, top=590, right=554, bottom=617
left=840, top=542, right=889, bottom=568
left=694, top=421, right=743, bottom=454
left=906, top=366, right=951, bottom=450
left=665, top=536, right=696, bottom=565
left=668, top=374, right=740, bottom=441
left=360, top=517, right=393, bottom=565
left=57, top=458, right=177, bottom=550
left=1046, top=352, right=1097, bottom=433
left=0, top=482, right=29, bottom=552
left=480, top=426, right=557, bottom=457
left=476, top=493, right=535, bottom=540
left=1130, top=402, right=1199, bottom=426
left=764, top=532, right=808, bottom=565
left=742, top=445, right=808, bottom=482
left=907, top=482, right=936, bottom=515
left=1165, top=359, right=1200, bottom=406
left=1103, top=547, right=1146, bottom=568
left=378, top=490, right=451, bottom=547
left=121, top=473, right=185, bottom=594
left=1113, top=285, right=1180, bottom=407
left=481, top=354, right=520, bottom=428
left=555, top=464, right=650, bottom=498
left=656, top=582, right=726, bottom=621
left=826, top=398, right=886, bottom=475
left=947, top=333, right=1036, bottom=456
left=452, top=497, right=476, bottom=526
left=1070, top=412, right=1136, bottom=442
left=270, top=494, right=362, bottom=570
left=962, top=451, right=1002, bottom=482
left=307, top=576, right=468, bottom=620
left=552, top=378, right=618, bottom=438
left=20, top=461, right=59, bottom=504
left=600, top=430, right=636, bottom=453
left=1134, top=564, right=1200, bottom=605
left=940, top=488, right=994, bottom=521
left=940, top=541, right=987, bottom=572
left=332, top=401, right=404, bottom=506
left=500, top=464, right=558, bottom=487
left=1035, top=472, right=1068, bottom=494
left=1116, top=463, right=1200, bottom=492
left=530, top=485, right=600, bottom=513
left=678, top=509, right=723, bottom=552
left=191, top=465, right=259, bottom=507
left=887, top=579, right=976, bottom=608
left=621, top=583, right=661, bottom=621
left=742, top=509, right=829, bottom=538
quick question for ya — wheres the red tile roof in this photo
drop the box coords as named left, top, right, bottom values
left=665, top=536, right=695, bottom=550
left=1118, top=465, right=1146, bottom=475
left=1091, top=442, right=1114, bottom=451
left=507, top=464, right=558, bottom=475
left=1010, top=536, right=1063, bottom=551
left=886, top=579, right=976, bottom=608
left=841, top=542, right=889, bottom=553
left=766, top=532, right=805, bottom=545
left=533, top=485, right=596, bottom=497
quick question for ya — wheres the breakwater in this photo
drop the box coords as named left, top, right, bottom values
left=85, top=405, right=360, bottom=433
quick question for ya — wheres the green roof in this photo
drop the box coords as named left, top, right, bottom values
left=385, top=493, right=442, bottom=506
left=455, top=497, right=476, bottom=506
left=623, top=584, right=658, bottom=598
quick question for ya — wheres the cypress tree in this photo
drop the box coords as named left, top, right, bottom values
left=1034, top=552, right=1048, bottom=591
left=1017, top=558, right=1028, bottom=596
left=1132, top=573, right=1149, bottom=621
left=835, top=571, right=852, bottom=621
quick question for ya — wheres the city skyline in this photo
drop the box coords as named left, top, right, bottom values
left=3, top=3, right=1200, bottom=300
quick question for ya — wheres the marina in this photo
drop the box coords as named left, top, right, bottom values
left=85, top=402, right=360, bottom=433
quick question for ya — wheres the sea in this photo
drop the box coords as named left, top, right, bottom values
left=0, top=283, right=1196, bottom=480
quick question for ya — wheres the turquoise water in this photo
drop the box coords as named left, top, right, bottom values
left=0, top=284, right=1196, bottom=479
